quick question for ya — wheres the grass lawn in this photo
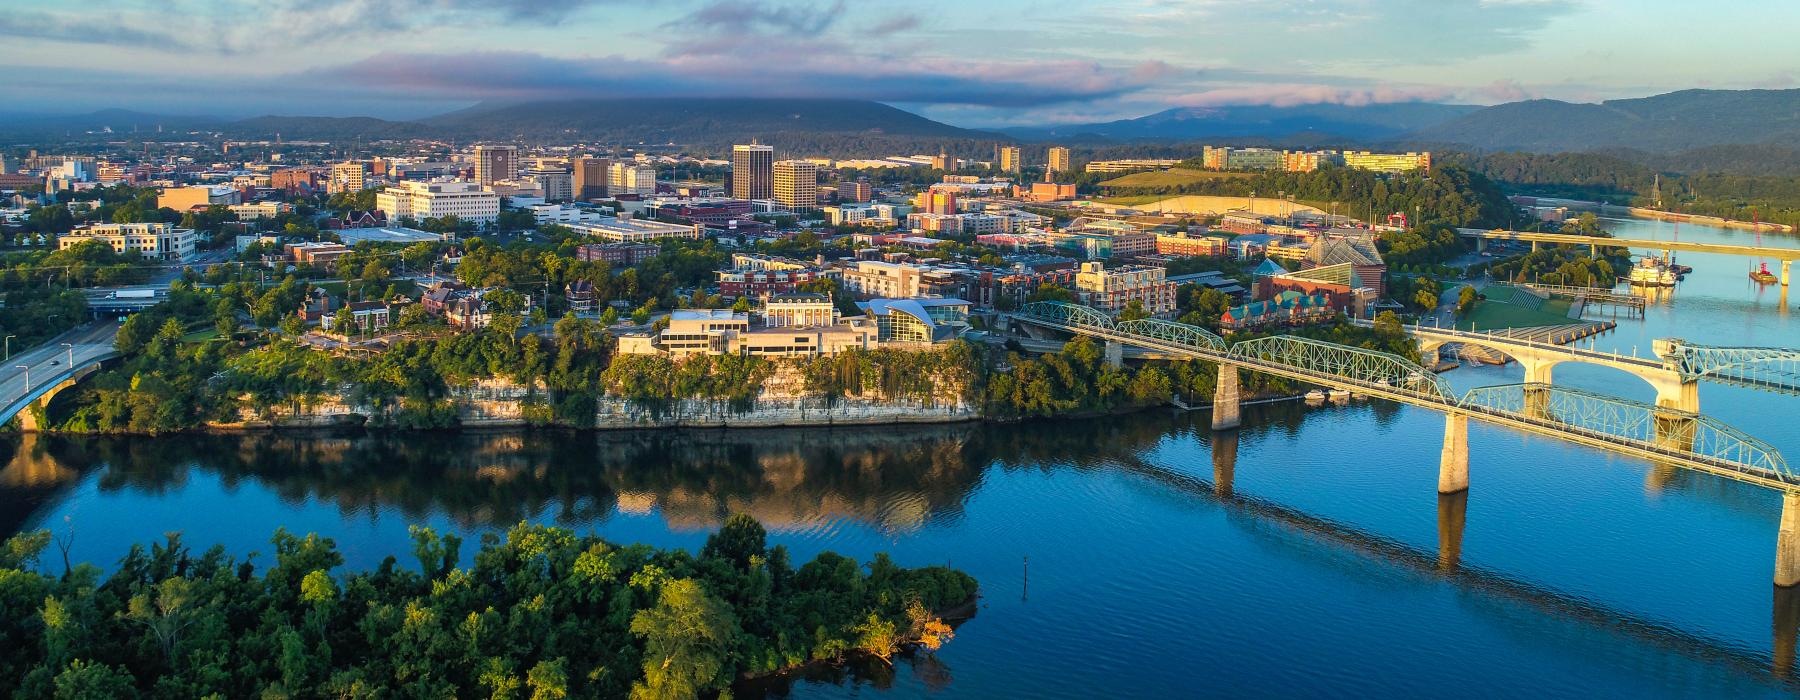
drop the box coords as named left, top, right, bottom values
left=1100, top=168, right=1251, bottom=189
left=180, top=328, right=221, bottom=343
left=1456, top=297, right=1574, bottom=331
left=1094, top=194, right=1169, bottom=206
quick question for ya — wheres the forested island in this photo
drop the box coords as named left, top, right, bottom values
left=0, top=515, right=976, bottom=698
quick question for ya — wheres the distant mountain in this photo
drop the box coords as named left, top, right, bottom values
left=1404, top=89, right=1800, bottom=153
left=419, top=97, right=997, bottom=145
left=1004, top=103, right=1480, bottom=143
left=227, top=115, right=428, bottom=141
left=0, top=99, right=1001, bottom=156
left=0, top=109, right=220, bottom=136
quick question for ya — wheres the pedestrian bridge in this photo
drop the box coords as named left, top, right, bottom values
left=1009, top=301, right=1800, bottom=585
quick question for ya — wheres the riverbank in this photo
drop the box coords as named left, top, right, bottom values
left=1604, top=204, right=1794, bottom=233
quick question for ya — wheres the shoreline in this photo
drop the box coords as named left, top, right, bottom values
left=1603, top=204, right=1793, bottom=233
left=19, top=390, right=1313, bottom=437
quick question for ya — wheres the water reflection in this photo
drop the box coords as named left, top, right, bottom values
left=4, top=401, right=1798, bottom=695
left=32, top=427, right=989, bottom=536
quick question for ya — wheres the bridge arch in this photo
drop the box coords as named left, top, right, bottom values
left=1414, top=333, right=1695, bottom=411
left=5, top=359, right=114, bottom=432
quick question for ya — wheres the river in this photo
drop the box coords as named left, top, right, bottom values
left=3, top=216, right=1800, bottom=697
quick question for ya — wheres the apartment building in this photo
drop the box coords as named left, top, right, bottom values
left=1074, top=262, right=1176, bottom=315
left=1046, top=146, right=1071, bottom=173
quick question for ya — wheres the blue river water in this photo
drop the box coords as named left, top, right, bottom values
left=3, top=216, right=1800, bottom=697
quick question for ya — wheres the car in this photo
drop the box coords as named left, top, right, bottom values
left=49, top=360, right=59, bottom=366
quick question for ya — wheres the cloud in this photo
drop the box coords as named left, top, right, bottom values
left=292, top=50, right=1167, bottom=108
left=865, top=13, right=922, bottom=36
left=0, top=9, right=208, bottom=51
left=672, top=0, right=848, bottom=34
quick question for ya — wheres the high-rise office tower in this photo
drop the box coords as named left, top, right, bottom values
left=572, top=156, right=610, bottom=199
left=773, top=160, right=818, bottom=211
left=998, top=145, right=1022, bottom=173
left=473, top=145, right=518, bottom=186
left=732, top=144, right=774, bottom=200
left=1047, top=146, right=1071, bottom=174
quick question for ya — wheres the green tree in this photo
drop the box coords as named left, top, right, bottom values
left=629, top=579, right=739, bottom=700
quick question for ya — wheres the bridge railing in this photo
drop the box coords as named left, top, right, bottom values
left=1460, top=383, right=1792, bottom=482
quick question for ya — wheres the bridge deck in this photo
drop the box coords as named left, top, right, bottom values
left=1015, top=311, right=1794, bottom=492
left=1457, top=228, right=1800, bottom=261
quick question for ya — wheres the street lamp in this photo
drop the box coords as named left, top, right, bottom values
left=2, top=335, right=12, bottom=362
left=16, top=365, right=30, bottom=394
left=61, top=343, right=73, bottom=367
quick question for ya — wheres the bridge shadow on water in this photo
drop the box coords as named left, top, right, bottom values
left=1043, top=404, right=1800, bottom=688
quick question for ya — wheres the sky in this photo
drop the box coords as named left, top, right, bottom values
left=2, top=0, right=1798, bottom=127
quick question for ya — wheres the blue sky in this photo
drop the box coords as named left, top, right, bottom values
left=2, top=0, right=1797, bottom=126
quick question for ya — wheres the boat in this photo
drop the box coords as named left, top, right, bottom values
left=1327, top=389, right=1351, bottom=402
left=1751, top=262, right=1780, bottom=285
left=1626, top=256, right=1678, bottom=287
left=1304, top=389, right=1326, bottom=403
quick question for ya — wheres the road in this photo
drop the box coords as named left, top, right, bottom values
left=0, top=322, right=121, bottom=408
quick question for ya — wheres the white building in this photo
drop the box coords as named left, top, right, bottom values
left=375, top=181, right=501, bottom=225
left=528, top=203, right=605, bottom=226
left=59, top=223, right=196, bottom=260
left=565, top=215, right=702, bottom=243
left=228, top=202, right=288, bottom=220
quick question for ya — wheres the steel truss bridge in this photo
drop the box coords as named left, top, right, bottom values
left=1657, top=339, right=1800, bottom=397
left=1012, top=301, right=1795, bottom=492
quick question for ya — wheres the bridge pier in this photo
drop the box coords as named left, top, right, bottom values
left=1783, top=260, right=1792, bottom=288
left=1438, top=490, right=1468, bottom=573
left=1212, top=429, right=1237, bottom=498
left=1439, top=413, right=1469, bottom=494
left=1777, top=585, right=1800, bottom=678
left=1104, top=340, right=1124, bottom=369
left=1779, top=493, right=1800, bottom=588
left=1652, top=378, right=1700, bottom=414
left=1210, top=365, right=1240, bottom=431
left=1531, top=241, right=1540, bottom=252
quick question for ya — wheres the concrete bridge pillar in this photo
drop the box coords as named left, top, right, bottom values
left=1519, top=359, right=1554, bottom=420
left=1211, top=429, right=1238, bottom=498
left=1437, top=490, right=1468, bottom=573
left=1652, top=409, right=1698, bottom=454
left=1783, top=260, right=1792, bottom=288
left=1439, top=413, right=1469, bottom=494
left=1210, top=364, right=1240, bottom=431
left=1652, top=377, right=1700, bottom=414
left=1778, top=492, right=1800, bottom=587
left=1776, top=585, right=1800, bottom=678
left=1104, top=340, right=1124, bottom=369
left=1531, top=240, right=1540, bottom=252
left=1475, top=238, right=1488, bottom=255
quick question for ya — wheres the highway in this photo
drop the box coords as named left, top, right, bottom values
left=0, top=322, right=122, bottom=417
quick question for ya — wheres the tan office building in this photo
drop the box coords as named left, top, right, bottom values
left=773, top=160, right=818, bottom=211
left=1047, top=146, right=1071, bottom=173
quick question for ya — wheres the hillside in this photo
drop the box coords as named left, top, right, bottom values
left=1006, top=102, right=1478, bottom=143
left=1405, top=89, right=1800, bottom=153
left=422, top=98, right=993, bottom=143
left=0, top=98, right=1002, bottom=156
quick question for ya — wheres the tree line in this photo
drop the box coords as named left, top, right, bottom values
left=0, top=515, right=975, bottom=698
